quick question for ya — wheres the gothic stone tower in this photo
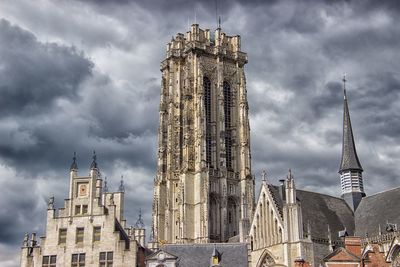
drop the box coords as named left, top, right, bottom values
left=152, top=24, right=254, bottom=244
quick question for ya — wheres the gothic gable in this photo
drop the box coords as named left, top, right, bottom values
left=249, top=182, right=284, bottom=250
left=323, top=247, right=360, bottom=262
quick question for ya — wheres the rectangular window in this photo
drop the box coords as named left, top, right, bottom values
left=82, top=205, right=88, bottom=214
left=76, top=228, right=84, bottom=244
left=93, top=226, right=101, bottom=242
left=42, top=255, right=56, bottom=267
left=58, top=229, right=67, bottom=244
left=75, top=205, right=81, bottom=215
left=72, top=253, right=85, bottom=267
left=99, top=252, right=113, bottom=267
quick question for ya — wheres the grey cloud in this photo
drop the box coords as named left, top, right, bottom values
left=1, top=1, right=400, bottom=266
left=0, top=19, right=93, bottom=116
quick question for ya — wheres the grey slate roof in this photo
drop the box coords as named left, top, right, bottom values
left=355, top=186, right=400, bottom=237
left=339, top=91, right=363, bottom=173
left=297, top=189, right=355, bottom=241
left=162, top=243, right=248, bottom=267
left=267, top=185, right=354, bottom=241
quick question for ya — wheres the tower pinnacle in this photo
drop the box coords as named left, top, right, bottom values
left=90, top=151, right=98, bottom=170
left=70, top=152, right=78, bottom=171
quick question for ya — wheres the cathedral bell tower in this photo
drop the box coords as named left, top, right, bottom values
left=152, top=24, right=254, bottom=244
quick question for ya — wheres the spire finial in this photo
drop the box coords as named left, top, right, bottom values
left=134, top=208, right=145, bottom=228
left=90, top=150, right=98, bottom=170
left=118, top=175, right=125, bottom=192
left=103, top=176, right=108, bottom=193
left=70, top=151, right=78, bottom=171
left=218, top=16, right=221, bottom=29
left=342, top=73, right=347, bottom=99
left=261, top=170, right=267, bottom=182
left=288, top=168, right=293, bottom=180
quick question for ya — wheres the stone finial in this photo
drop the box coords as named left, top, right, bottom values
left=70, top=152, right=78, bottom=171
left=287, top=168, right=293, bottom=180
left=30, top=233, right=37, bottom=247
left=47, top=196, right=54, bottom=210
left=109, top=193, right=114, bottom=205
left=103, top=176, right=109, bottom=193
left=118, top=175, right=125, bottom=192
left=134, top=208, right=145, bottom=229
left=90, top=150, right=98, bottom=170
left=23, top=233, right=29, bottom=246
left=150, top=226, right=156, bottom=241
left=261, top=170, right=267, bottom=183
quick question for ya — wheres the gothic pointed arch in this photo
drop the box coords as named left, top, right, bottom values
left=204, top=76, right=212, bottom=166
left=209, top=193, right=219, bottom=241
left=257, top=250, right=276, bottom=267
left=223, top=81, right=233, bottom=170
left=227, top=196, right=238, bottom=238
left=387, top=237, right=400, bottom=265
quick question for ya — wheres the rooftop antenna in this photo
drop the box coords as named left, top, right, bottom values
left=215, top=0, right=220, bottom=29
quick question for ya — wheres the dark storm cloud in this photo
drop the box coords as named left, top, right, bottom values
left=1, top=0, right=400, bottom=266
left=0, top=19, right=93, bottom=116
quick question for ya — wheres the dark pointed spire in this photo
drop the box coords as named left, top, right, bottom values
left=339, top=75, right=363, bottom=173
left=134, top=208, right=145, bottom=228
left=70, top=152, right=78, bottom=171
left=118, top=175, right=125, bottom=192
left=211, top=244, right=222, bottom=265
left=90, top=150, right=98, bottom=170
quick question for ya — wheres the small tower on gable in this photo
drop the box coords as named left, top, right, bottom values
left=132, top=209, right=146, bottom=247
left=339, top=75, right=365, bottom=211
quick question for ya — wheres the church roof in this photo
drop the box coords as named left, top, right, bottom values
left=354, top=186, right=400, bottom=237
left=161, top=243, right=248, bottom=267
left=339, top=88, right=363, bottom=173
left=297, top=189, right=355, bottom=241
left=267, top=185, right=355, bottom=241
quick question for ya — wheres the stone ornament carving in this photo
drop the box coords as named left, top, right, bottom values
left=260, top=253, right=275, bottom=267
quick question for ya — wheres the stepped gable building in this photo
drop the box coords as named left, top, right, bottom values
left=152, top=23, right=255, bottom=244
left=20, top=153, right=147, bottom=267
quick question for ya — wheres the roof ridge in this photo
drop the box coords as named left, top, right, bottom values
left=361, top=186, right=400, bottom=199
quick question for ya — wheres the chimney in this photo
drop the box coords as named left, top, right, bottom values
left=344, top=236, right=361, bottom=257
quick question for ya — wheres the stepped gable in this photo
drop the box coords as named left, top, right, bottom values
left=355, top=186, right=400, bottom=237
left=161, top=243, right=248, bottom=267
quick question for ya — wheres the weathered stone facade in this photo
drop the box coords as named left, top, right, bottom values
left=152, top=24, right=255, bottom=244
left=20, top=154, right=145, bottom=267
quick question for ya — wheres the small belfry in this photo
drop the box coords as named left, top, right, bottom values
left=339, top=74, right=365, bottom=211
left=152, top=23, right=254, bottom=244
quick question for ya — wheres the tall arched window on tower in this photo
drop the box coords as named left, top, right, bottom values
left=223, top=81, right=232, bottom=170
left=204, top=77, right=212, bottom=166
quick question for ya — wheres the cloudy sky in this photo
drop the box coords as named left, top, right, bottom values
left=1, top=0, right=400, bottom=265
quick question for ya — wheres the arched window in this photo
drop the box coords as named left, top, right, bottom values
left=227, top=198, right=238, bottom=238
left=204, top=77, right=212, bottom=166
left=223, top=81, right=232, bottom=169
